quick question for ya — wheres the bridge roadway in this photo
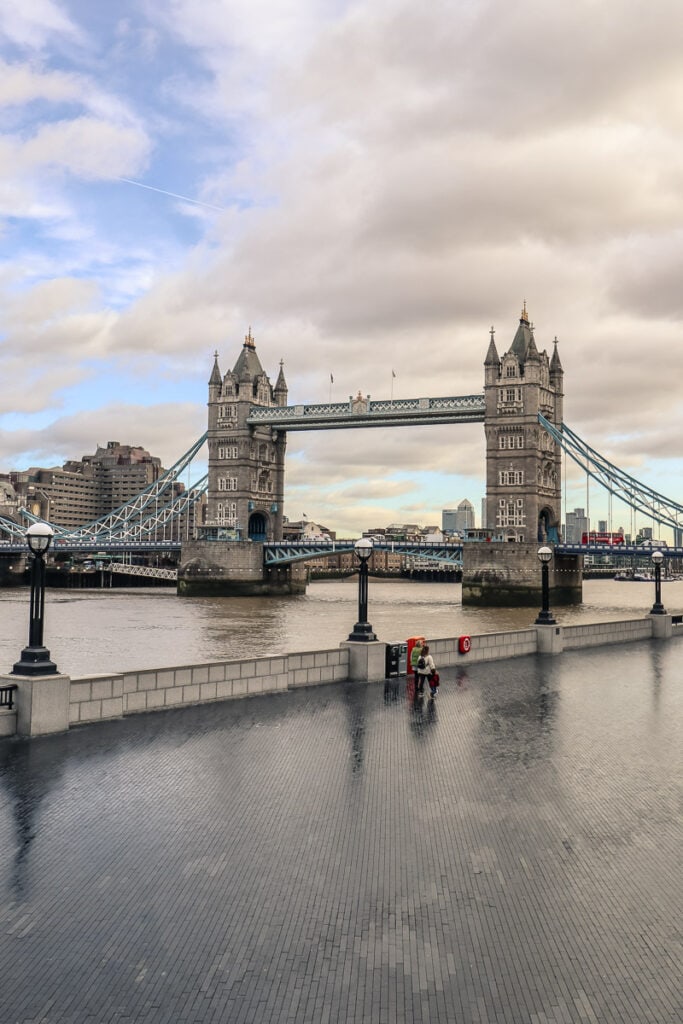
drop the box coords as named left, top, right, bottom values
left=0, top=641, right=680, bottom=1023
left=1, top=537, right=681, bottom=565
left=263, top=540, right=683, bottom=566
left=0, top=539, right=183, bottom=556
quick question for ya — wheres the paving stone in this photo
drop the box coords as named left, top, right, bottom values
left=0, top=640, right=681, bottom=1023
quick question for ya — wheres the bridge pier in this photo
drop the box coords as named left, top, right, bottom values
left=462, top=542, right=582, bottom=606
left=0, top=552, right=26, bottom=587
left=177, top=540, right=308, bottom=597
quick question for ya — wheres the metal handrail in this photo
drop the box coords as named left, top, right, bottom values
left=0, top=684, right=18, bottom=710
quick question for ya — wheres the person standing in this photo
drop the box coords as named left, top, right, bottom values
left=415, top=643, right=436, bottom=696
left=410, top=640, right=424, bottom=678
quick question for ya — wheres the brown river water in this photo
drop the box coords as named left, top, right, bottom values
left=1, top=577, right=682, bottom=678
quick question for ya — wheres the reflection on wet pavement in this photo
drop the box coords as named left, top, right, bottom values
left=0, top=640, right=680, bottom=1023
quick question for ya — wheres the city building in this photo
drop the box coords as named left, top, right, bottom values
left=282, top=519, right=336, bottom=542
left=1, top=441, right=197, bottom=536
left=0, top=479, right=19, bottom=521
left=442, top=499, right=475, bottom=535
left=565, top=507, right=589, bottom=544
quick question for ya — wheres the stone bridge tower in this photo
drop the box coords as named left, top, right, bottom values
left=205, top=329, right=288, bottom=543
left=483, top=305, right=564, bottom=543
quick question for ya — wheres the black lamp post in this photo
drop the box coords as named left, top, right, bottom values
left=348, top=538, right=377, bottom=642
left=535, top=545, right=556, bottom=625
left=650, top=549, right=666, bottom=615
left=13, top=522, right=58, bottom=676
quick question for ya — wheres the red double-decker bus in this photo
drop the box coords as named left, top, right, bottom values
left=581, top=532, right=625, bottom=545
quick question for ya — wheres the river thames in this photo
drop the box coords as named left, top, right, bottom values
left=2, top=576, right=682, bottom=677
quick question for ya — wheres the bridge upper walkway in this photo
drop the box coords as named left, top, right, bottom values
left=247, top=394, right=485, bottom=430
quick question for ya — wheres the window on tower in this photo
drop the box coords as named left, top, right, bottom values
left=499, top=469, right=525, bottom=485
left=498, top=433, right=524, bottom=449
left=496, top=499, right=526, bottom=528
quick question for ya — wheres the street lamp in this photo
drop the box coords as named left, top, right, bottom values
left=347, top=538, right=377, bottom=642
left=12, top=522, right=58, bottom=676
left=650, top=550, right=666, bottom=615
left=535, top=545, right=556, bottom=625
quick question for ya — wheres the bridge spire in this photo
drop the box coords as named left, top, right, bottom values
left=550, top=335, right=563, bottom=377
left=274, top=359, right=288, bottom=406
left=233, top=326, right=265, bottom=381
left=484, top=326, right=500, bottom=368
left=209, top=351, right=222, bottom=387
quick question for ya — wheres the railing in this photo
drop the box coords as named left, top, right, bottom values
left=264, top=539, right=464, bottom=566
left=557, top=543, right=683, bottom=558
left=0, top=684, right=18, bottom=710
left=108, top=562, right=178, bottom=581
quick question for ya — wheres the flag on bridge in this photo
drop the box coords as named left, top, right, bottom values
left=392, top=369, right=396, bottom=378
left=330, top=373, right=334, bottom=383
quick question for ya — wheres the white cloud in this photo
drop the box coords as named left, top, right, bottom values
left=1, top=0, right=683, bottom=535
left=0, top=0, right=86, bottom=51
left=0, top=402, right=206, bottom=469
left=18, top=116, right=150, bottom=179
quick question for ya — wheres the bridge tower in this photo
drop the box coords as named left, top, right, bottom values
left=483, top=304, right=563, bottom=543
left=178, top=330, right=307, bottom=596
left=205, top=329, right=288, bottom=543
left=463, top=305, right=581, bottom=606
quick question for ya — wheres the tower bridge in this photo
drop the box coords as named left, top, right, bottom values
left=3, top=307, right=683, bottom=604
left=177, top=306, right=570, bottom=602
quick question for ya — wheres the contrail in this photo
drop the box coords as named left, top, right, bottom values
left=116, top=177, right=226, bottom=212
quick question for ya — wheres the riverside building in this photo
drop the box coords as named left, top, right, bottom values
left=1, top=441, right=185, bottom=530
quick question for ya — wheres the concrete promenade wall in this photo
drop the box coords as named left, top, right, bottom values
left=0, top=707, right=16, bottom=737
left=562, top=618, right=654, bottom=649
left=430, top=629, right=538, bottom=665
left=68, top=647, right=350, bottom=727
left=2, top=615, right=680, bottom=736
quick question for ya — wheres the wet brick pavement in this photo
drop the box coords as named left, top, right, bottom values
left=0, top=640, right=681, bottom=1023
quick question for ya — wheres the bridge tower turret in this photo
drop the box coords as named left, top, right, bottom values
left=483, top=305, right=563, bottom=543
left=205, top=329, right=286, bottom=543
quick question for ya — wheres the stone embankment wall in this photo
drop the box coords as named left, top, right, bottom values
left=562, top=619, right=654, bottom=649
left=68, top=648, right=350, bottom=727
left=430, top=629, right=538, bottom=665
left=2, top=615, right=680, bottom=737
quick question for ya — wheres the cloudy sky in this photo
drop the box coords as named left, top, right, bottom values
left=2, top=0, right=683, bottom=537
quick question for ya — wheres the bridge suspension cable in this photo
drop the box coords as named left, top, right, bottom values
left=66, top=432, right=208, bottom=540
left=0, top=434, right=208, bottom=545
left=539, top=415, right=683, bottom=532
left=0, top=515, right=28, bottom=543
left=101, top=475, right=208, bottom=542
